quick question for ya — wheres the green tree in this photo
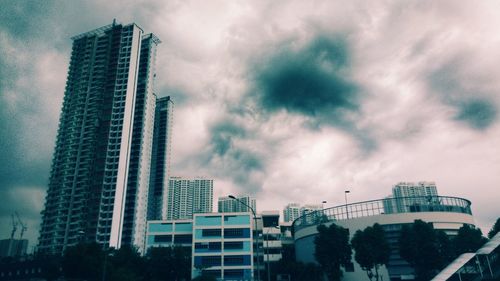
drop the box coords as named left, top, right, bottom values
left=272, top=244, right=323, bottom=281
left=107, top=245, right=145, bottom=281
left=488, top=217, right=500, bottom=239
left=351, top=223, right=390, bottom=281
left=436, top=230, right=455, bottom=265
left=399, top=220, right=450, bottom=281
left=454, top=224, right=487, bottom=255
left=145, top=246, right=191, bottom=281
left=314, top=223, right=352, bottom=281
left=62, top=242, right=104, bottom=280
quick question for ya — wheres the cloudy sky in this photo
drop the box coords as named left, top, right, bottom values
left=1, top=0, right=499, bottom=247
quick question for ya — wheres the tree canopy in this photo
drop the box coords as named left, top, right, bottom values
left=399, top=220, right=452, bottom=281
left=351, top=223, right=390, bottom=281
left=62, top=242, right=104, bottom=281
left=60, top=243, right=192, bottom=281
left=272, top=244, right=323, bottom=281
left=314, top=223, right=352, bottom=281
left=145, top=246, right=191, bottom=281
left=453, top=224, right=487, bottom=255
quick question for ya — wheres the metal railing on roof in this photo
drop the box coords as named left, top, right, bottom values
left=292, top=196, right=472, bottom=233
left=71, top=22, right=119, bottom=41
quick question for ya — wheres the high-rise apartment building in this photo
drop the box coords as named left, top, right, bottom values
left=392, top=181, right=438, bottom=198
left=283, top=203, right=323, bottom=223
left=283, top=203, right=301, bottom=222
left=384, top=181, right=439, bottom=214
left=148, top=96, right=173, bottom=220
left=38, top=21, right=166, bottom=254
left=167, top=177, right=213, bottom=220
left=218, top=196, right=256, bottom=213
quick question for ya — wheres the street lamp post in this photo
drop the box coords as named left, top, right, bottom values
left=344, top=190, right=350, bottom=219
left=229, top=195, right=261, bottom=281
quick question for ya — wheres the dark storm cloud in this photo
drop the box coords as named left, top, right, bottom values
left=201, top=120, right=264, bottom=192
left=428, top=60, right=498, bottom=130
left=254, top=36, right=358, bottom=118
left=455, top=99, right=497, bottom=130
left=249, top=35, right=376, bottom=151
left=211, top=121, right=247, bottom=156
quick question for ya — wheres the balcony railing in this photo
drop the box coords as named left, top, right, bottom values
left=292, top=196, right=472, bottom=234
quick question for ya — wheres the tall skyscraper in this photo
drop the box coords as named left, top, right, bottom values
left=167, top=177, right=213, bottom=220
left=218, top=195, right=256, bottom=213
left=38, top=21, right=165, bottom=254
left=148, top=96, right=173, bottom=220
left=283, top=203, right=301, bottom=222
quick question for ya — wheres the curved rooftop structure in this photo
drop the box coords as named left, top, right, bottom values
left=292, top=195, right=472, bottom=233
left=292, top=195, right=475, bottom=281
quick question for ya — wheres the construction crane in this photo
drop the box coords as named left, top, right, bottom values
left=15, top=212, right=27, bottom=239
left=10, top=214, right=18, bottom=239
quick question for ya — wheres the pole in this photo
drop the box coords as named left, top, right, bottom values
left=229, top=195, right=261, bottom=281
left=344, top=190, right=350, bottom=219
left=255, top=213, right=261, bottom=281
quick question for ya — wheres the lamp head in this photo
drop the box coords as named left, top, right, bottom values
left=228, top=195, right=236, bottom=199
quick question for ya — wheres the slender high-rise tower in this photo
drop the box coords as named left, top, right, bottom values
left=38, top=21, right=161, bottom=254
left=148, top=96, right=174, bottom=220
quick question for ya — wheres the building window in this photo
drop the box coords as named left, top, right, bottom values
left=224, top=269, right=244, bottom=278
left=194, top=256, right=221, bottom=267
left=224, top=241, right=243, bottom=250
left=195, top=242, right=221, bottom=252
left=153, top=235, right=172, bottom=243
left=202, top=270, right=221, bottom=277
left=173, top=234, right=192, bottom=244
left=224, top=228, right=250, bottom=238
left=202, top=229, right=221, bottom=237
left=224, top=255, right=251, bottom=266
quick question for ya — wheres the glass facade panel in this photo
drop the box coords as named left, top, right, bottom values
left=149, top=223, right=173, bottom=232
left=195, top=216, right=222, bottom=226
left=175, top=222, right=192, bottom=232
left=224, top=215, right=250, bottom=225
left=195, top=228, right=222, bottom=239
